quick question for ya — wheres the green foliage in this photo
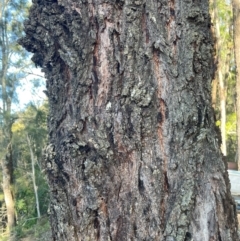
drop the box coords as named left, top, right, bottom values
left=0, top=100, right=49, bottom=239
left=0, top=0, right=34, bottom=236
left=13, top=216, right=51, bottom=240
left=216, top=112, right=237, bottom=160
left=13, top=104, right=49, bottom=196
left=9, top=101, right=50, bottom=238
left=0, top=0, right=31, bottom=106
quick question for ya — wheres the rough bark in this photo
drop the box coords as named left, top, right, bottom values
left=233, top=0, right=240, bottom=170
left=20, top=0, right=239, bottom=241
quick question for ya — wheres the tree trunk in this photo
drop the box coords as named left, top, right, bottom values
left=219, top=66, right=227, bottom=156
left=20, top=1, right=239, bottom=240
left=210, top=0, right=218, bottom=111
left=26, top=134, right=41, bottom=219
left=1, top=148, right=15, bottom=234
left=0, top=6, right=15, bottom=234
left=212, top=0, right=227, bottom=156
left=211, top=78, right=218, bottom=110
left=1, top=121, right=15, bottom=236
left=233, top=0, right=240, bottom=170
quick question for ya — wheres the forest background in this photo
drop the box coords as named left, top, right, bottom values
left=0, top=0, right=239, bottom=240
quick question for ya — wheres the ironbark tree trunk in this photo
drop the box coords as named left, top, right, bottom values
left=20, top=0, right=239, bottom=240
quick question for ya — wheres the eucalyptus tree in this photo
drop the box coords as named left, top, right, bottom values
left=0, top=0, right=29, bottom=234
left=232, top=0, right=240, bottom=169
left=20, top=0, right=239, bottom=240
left=210, top=0, right=235, bottom=157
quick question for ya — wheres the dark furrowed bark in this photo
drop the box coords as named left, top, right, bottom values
left=20, top=0, right=239, bottom=240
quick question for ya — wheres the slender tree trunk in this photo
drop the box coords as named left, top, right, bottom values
left=26, top=135, right=41, bottom=219
left=233, top=0, right=240, bottom=170
left=0, top=10, right=15, bottom=234
left=0, top=119, right=15, bottom=236
left=212, top=78, right=218, bottom=110
left=1, top=145, right=15, bottom=234
left=20, top=1, right=239, bottom=240
left=210, top=0, right=218, bottom=111
left=219, top=66, right=227, bottom=156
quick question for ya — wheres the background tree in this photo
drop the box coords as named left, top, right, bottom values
left=0, top=0, right=49, bottom=238
left=0, top=0, right=30, bottom=234
left=26, top=134, right=41, bottom=219
left=10, top=102, right=49, bottom=239
left=210, top=0, right=236, bottom=158
left=232, top=0, right=240, bottom=169
left=0, top=0, right=50, bottom=239
left=20, top=0, right=239, bottom=240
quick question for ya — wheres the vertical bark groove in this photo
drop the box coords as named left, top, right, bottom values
left=20, top=0, right=239, bottom=240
